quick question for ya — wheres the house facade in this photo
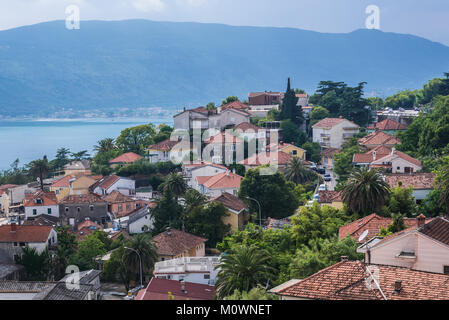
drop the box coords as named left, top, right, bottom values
left=23, top=191, right=59, bottom=220
left=153, top=228, right=207, bottom=261
left=59, top=193, right=109, bottom=228
left=312, top=117, right=360, bottom=149
left=183, top=162, right=228, bottom=189
left=64, top=160, right=91, bottom=176
left=196, top=171, right=243, bottom=197
left=211, top=192, right=249, bottom=232
left=91, top=175, right=136, bottom=196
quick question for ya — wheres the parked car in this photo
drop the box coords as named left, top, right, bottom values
left=324, top=174, right=332, bottom=182
left=318, top=184, right=326, bottom=191
left=317, top=168, right=326, bottom=174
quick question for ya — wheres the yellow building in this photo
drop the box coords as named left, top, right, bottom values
left=153, top=228, right=207, bottom=261
left=49, top=175, right=73, bottom=201
left=63, top=160, right=91, bottom=176
left=71, top=175, right=103, bottom=195
left=318, top=191, right=344, bottom=210
left=270, top=142, right=306, bottom=160
left=211, top=192, right=250, bottom=232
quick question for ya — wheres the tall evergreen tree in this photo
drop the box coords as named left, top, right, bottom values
left=280, top=78, right=304, bottom=126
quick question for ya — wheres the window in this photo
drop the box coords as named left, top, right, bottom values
left=444, top=266, right=449, bottom=275
left=65, top=207, right=69, bottom=212
left=20, top=242, right=26, bottom=247
left=13, top=242, right=18, bottom=247
left=118, top=205, right=123, bottom=212
left=77, top=207, right=81, bottom=212
left=47, top=208, right=52, bottom=214
left=126, top=204, right=130, bottom=210
left=33, top=209, right=37, bottom=215
left=204, top=274, right=210, bottom=279
left=89, top=205, right=94, bottom=211
left=292, top=150, right=297, bottom=155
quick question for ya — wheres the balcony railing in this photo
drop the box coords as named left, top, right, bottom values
left=154, top=256, right=221, bottom=274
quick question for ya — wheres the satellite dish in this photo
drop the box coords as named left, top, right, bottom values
left=358, top=229, right=369, bottom=242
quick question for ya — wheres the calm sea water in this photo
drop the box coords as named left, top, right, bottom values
left=0, top=118, right=173, bottom=170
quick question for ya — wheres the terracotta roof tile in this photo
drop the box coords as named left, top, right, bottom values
left=370, top=150, right=421, bottom=168
left=220, top=101, right=248, bottom=111
left=109, top=152, right=142, bottom=164
left=385, top=173, right=435, bottom=190
left=234, top=122, right=263, bottom=132
left=197, top=171, right=243, bottom=190
left=353, top=146, right=392, bottom=164
left=318, top=191, right=343, bottom=203
left=368, top=119, right=408, bottom=131
left=23, top=191, right=58, bottom=207
left=153, top=228, right=207, bottom=257
left=359, top=131, right=401, bottom=147
left=313, top=118, right=348, bottom=129
left=137, top=278, right=214, bottom=300
left=418, top=217, right=449, bottom=247
left=147, top=139, right=180, bottom=151
left=211, top=192, right=247, bottom=212
left=50, top=175, right=74, bottom=188
left=240, top=151, right=293, bottom=166
left=204, top=132, right=243, bottom=144
left=321, top=148, right=341, bottom=158
left=0, top=225, right=53, bottom=243
left=60, top=193, right=106, bottom=204
left=102, top=190, right=134, bottom=203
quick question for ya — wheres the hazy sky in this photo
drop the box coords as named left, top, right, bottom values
left=1, top=0, right=448, bottom=45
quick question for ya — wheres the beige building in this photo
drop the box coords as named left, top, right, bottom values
left=153, top=228, right=207, bottom=261
left=211, top=192, right=249, bottom=232
left=312, top=117, right=360, bottom=149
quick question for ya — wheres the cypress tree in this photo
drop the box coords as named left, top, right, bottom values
left=280, top=78, right=304, bottom=126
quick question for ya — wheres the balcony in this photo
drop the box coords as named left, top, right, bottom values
left=154, top=256, right=221, bottom=274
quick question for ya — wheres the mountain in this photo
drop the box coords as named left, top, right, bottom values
left=0, top=19, right=448, bottom=117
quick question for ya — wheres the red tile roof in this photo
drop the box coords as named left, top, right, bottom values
left=368, top=119, right=408, bottom=131
left=359, top=131, right=401, bottom=147
left=0, top=184, right=18, bottom=195
left=102, top=190, right=134, bottom=203
left=23, top=191, right=58, bottom=207
left=312, top=117, right=346, bottom=129
left=318, top=191, right=343, bottom=204
left=339, top=213, right=433, bottom=242
left=370, top=149, right=422, bottom=168
left=234, top=122, right=263, bottom=132
left=147, top=139, right=180, bottom=151
left=240, top=151, right=293, bottom=166
left=95, top=175, right=121, bottom=191
left=204, top=132, right=243, bottom=144
left=248, top=92, right=281, bottom=97
left=211, top=192, right=247, bottom=212
left=197, top=171, right=243, bottom=190
left=276, top=260, right=449, bottom=300
left=109, top=152, right=142, bottom=164
left=321, top=148, right=341, bottom=158
left=385, top=173, right=436, bottom=190
left=136, top=278, right=214, bottom=300
left=50, top=175, right=74, bottom=188
left=60, top=193, right=106, bottom=205
left=153, top=228, right=207, bottom=257
left=0, top=225, right=53, bottom=243
left=220, top=100, right=248, bottom=111
left=183, top=161, right=228, bottom=171
left=353, top=145, right=392, bottom=164
left=416, top=217, right=449, bottom=247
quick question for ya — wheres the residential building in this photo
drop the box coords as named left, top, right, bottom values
left=240, top=151, right=293, bottom=171
left=219, top=100, right=249, bottom=112
left=248, top=91, right=282, bottom=106
left=369, top=148, right=422, bottom=173
left=211, top=192, right=249, bottom=232
left=0, top=264, right=24, bottom=281
left=173, top=107, right=217, bottom=131
left=358, top=130, right=401, bottom=150
left=183, top=162, right=228, bottom=189
left=146, top=138, right=194, bottom=164
left=0, top=225, right=57, bottom=264
left=321, top=147, right=340, bottom=169
left=385, top=173, right=436, bottom=203
left=73, top=220, right=104, bottom=241
left=233, top=122, right=268, bottom=143
left=71, top=175, right=103, bottom=196
left=204, top=132, right=244, bottom=164
left=376, top=108, right=420, bottom=126
left=269, top=141, right=306, bottom=160
left=367, top=119, right=408, bottom=134
left=49, top=175, right=75, bottom=201
left=59, top=269, right=102, bottom=300
left=114, top=206, right=154, bottom=234
left=136, top=278, right=215, bottom=300
left=318, top=191, right=343, bottom=209
left=109, top=152, right=142, bottom=168
left=196, top=170, right=243, bottom=197
left=339, top=213, right=432, bottom=243
left=352, top=145, right=394, bottom=166
left=247, top=104, right=279, bottom=118
left=0, top=281, right=96, bottom=300
left=91, top=175, right=135, bottom=196
left=270, top=259, right=449, bottom=300
left=1, top=184, right=39, bottom=216
left=357, top=217, right=449, bottom=275
left=154, top=256, right=220, bottom=285
left=59, top=193, right=109, bottom=228
left=64, top=160, right=91, bottom=176
left=102, top=191, right=150, bottom=218
left=23, top=191, right=59, bottom=220
left=312, top=117, right=360, bottom=149
left=153, top=228, right=207, bottom=261
left=0, top=185, right=18, bottom=214
left=22, top=214, right=60, bottom=227
left=215, top=108, right=251, bottom=130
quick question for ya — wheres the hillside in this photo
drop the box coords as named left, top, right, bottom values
left=0, top=20, right=448, bottom=117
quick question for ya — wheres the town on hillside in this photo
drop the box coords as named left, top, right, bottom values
left=1, top=74, right=449, bottom=301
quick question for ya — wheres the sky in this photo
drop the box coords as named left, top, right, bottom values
left=0, top=0, right=448, bottom=46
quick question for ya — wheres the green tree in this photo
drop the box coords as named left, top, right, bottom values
left=53, top=147, right=71, bottom=170
left=53, top=226, right=78, bottom=280
left=285, top=157, right=317, bottom=185
left=153, top=124, right=174, bottom=144
left=222, top=96, right=239, bottom=106
left=152, top=189, right=184, bottom=234
left=215, top=245, right=274, bottom=299
left=225, top=285, right=279, bottom=300
left=94, top=138, right=116, bottom=153
left=378, top=213, right=407, bottom=237
left=27, top=158, right=50, bottom=190
left=71, top=235, right=107, bottom=270
left=381, top=185, right=417, bottom=217
left=16, top=246, right=51, bottom=281
left=342, top=167, right=390, bottom=216
left=160, top=172, right=187, bottom=198
left=238, top=167, right=299, bottom=219
left=123, top=233, right=158, bottom=282
left=366, top=97, right=384, bottom=110
left=280, top=119, right=306, bottom=146
left=435, top=163, right=449, bottom=214
left=102, top=247, right=133, bottom=291
left=308, top=106, right=330, bottom=128
left=384, top=89, right=422, bottom=110
left=71, top=150, right=90, bottom=161
left=301, top=141, right=321, bottom=163
left=279, top=78, right=304, bottom=126
left=116, top=123, right=156, bottom=154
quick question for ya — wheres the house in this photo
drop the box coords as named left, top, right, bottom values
left=352, top=145, right=394, bottom=166
left=146, top=138, right=194, bottom=164
left=73, top=219, right=104, bottom=241
left=376, top=108, right=420, bottom=127
left=295, top=93, right=309, bottom=107
left=312, top=117, right=360, bottom=149
left=321, top=148, right=340, bottom=170
left=0, top=185, right=17, bottom=214
left=240, top=151, right=293, bottom=171
left=64, top=160, right=91, bottom=176
left=358, top=130, right=401, bottom=150
left=357, top=217, right=449, bottom=275
left=183, top=162, right=228, bottom=189
left=369, top=148, right=422, bottom=173
left=216, top=108, right=251, bottom=130
left=204, top=132, right=244, bottom=164
left=71, top=175, right=103, bottom=196
left=49, top=175, right=75, bottom=201
left=91, top=175, right=135, bottom=196
left=385, top=173, right=436, bottom=203
left=114, top=206, right=154, bottom=234
left=367, top=119, right=408, bottom=134
left=0, top=281, right=96, bottom=300
left=153, top=228, right=207, bottom=261
left=136, top=278, right=215, bottom=300
left=269, top=141, right=306, bottom=160
left=248, top=91, right=282, bottom=106
left=233, top=122, right=268, bottom=142
left=22, top=214, right=61, bottom=227
left=0, top=225, right=57, bottom=264
left=1, top=184, right=39, bottom=216
left=109, top=152, right=142, bottom=168
left=247, top=104, right=280, bottom=118
left=339, top=213, right=433, bottom=243
left=59, top=193, right=109, bottom=228
left=318, top=191, right=343, bottom=209
left=219, top=100, right=249, bottom=112
left=270, top=259, right=449, bottom=300
left=59, top=269, right=102, bottom=300
left=153, top=256, right=220, bottom=285
left=196, top=170, right=243, bottom=197
left=0, top=264, right=24, bottom=281
left=211, top=193, right=249, bottom=232
left=102, top=191, right=150, bottom=218
left=23, top=191, right=59, bottom=220
left=173, top=107, right=217, bottom=131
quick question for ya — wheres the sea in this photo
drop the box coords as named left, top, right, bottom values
left=0, top=117, right=174, bottom=170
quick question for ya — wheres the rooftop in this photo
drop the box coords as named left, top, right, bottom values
left=153, top=228, right=207, bottom=257
left=60, top=193, right=106, bottom=205
left=368, top=119, right=408, bottom=131
left=312, top=117, right=357, bottom=129
left=109, top=152, right=142, bottom=164
left=211, top=192, right=247, bottom=213
left=0, top=225, right=53, bottom=243
left=64, top=160, right=91, bottom=171
left=385, top=173, right=436, bottom=190
left=358, top=130, right=401, bottom=147
left=23, top=191, right=58, bottom=207
left=197, top=171, right=243, bottom=190
left=240, top=151, right=293, bottom=166
left=136, top=278, right=214, bottom=300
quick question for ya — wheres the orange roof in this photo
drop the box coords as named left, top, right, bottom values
left=204, top=132, right=243, bottom=144
left=0, top=184, right=18, bottom=195
left=240, top=151, right=293, bottom=166
left=385, top=173, right=435, bottom=190
left=370, top=149, right=421, bottom=168
left=147, top=139, right=180, bottom=151
left=197, top=171, right=243, bottom=190
left=321, top=148, right=340, bottom=158
left=0, top=225, right=53, bottom=243
left=368, top=119, right=408, bottom=131
left=276, top=260, right=449, bottom=300
left=234, top=122, right=263, bottom=132
left=313, top=117, right=348, bottom=129
left=353, top=145, right=392, bottom=164
left=220, top=100, right=248, bottom=111
left=23, top=191, right=58, bottom=207
left=102, top=190, right=134, bottom=203
left=184, top=161, right=228, bottom=171
left=318, top=191, right=343, bottom=203
left=211, top=192, right=247, bottom=212
left=359, top=131, right=401, bottom=147
left=50, top=175, right=74, bottom=188
left=153, top=228, right=207, bottom=257
left=109, top=152, right=142, bottom=164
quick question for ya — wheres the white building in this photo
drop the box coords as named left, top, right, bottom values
left=154, top=256, right=221, bottom=285
left=183, top=162, right=228, bottom=189
left=23, top=191, right=59, bottom=220
left=114, top=207, right=154, bottom=234
left=92, top=175, right=135, bottom=196
left=312, top=117, right=360, bottom=149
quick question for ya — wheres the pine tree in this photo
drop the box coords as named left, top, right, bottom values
left=280, top=78, right=304, bottom=126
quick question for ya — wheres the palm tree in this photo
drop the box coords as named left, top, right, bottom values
left=123, top=234, right=158, bottom=280
left=436, top=164, right=449, bottom=213
left=342, top=167, right=390, bottom=216
left=284, top=156, right=316, bottom=184
left=215, top=245, right=275, bottom=299
left=94, top=138, right=116, bottom=153
left=161, top=172, right=187, bottom=198
left=28, top=158, right=50, bottom=190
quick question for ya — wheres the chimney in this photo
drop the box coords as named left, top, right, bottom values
left=340, top=256, right=348, bottom=261
left=394, top=280, right=402, bottom=293
left=391, top=147, right=396, bottom=155
left=339, top=116, right=343, bottom=119
left=417, top=214, right=426, bottom=227
left=10, top=223, right=17, bottom=233
left=226, top=170, right=230, bottom=176
left=232, top=169, right=236, bottom=174
left=372, top=150, right=377, bottom=161
left=166, top=227, right=171, bottom=235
